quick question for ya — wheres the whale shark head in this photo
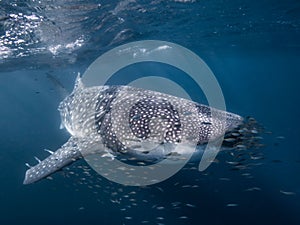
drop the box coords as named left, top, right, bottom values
left=57, top=74, right=107, bottom=138
left=58, top=90, right=81, bottom=136
left=58, top=74, right=84, bottom=136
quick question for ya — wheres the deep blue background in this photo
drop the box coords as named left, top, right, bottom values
left=0, top=0, right=299, bottom=225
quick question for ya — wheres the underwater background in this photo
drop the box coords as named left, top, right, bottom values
left=0, top=0, right=299, bottom=224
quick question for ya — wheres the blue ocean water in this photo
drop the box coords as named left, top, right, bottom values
left=0, top=0, right=299, bottom=225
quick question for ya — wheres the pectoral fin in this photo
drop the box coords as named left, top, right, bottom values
left=23, top=137, right=82, bottom=184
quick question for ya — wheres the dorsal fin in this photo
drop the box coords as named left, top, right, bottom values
left=73, top=72, right=84, bottom=92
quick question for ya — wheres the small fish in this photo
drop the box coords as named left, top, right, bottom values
left=226, top=203, right=238, bottom=207
left=251, top=129, right=258, bottom=134
left=186, top=203, right=196, bottom=208
left=244, top=187, right=261, bottom=192
left=226, top=161, right=239, bottom=165
left=152, top=204, right=158, bottom=209
left=156, top=187, right=164, bottom=192
left=235, top=144, right=246, bottom=149
left=219, top=177, right=231, bottom=181
left=171, top=202, right=181, bottom=207
left=241, top=173, right=251, bottom=176
left=179, top=216, right=188, bottom=219
left=224, top=138, right=236, bottom=142
left=110, top=199, right=120, bottom=204
left=250, top=156, right=264, bottom=160
left=280, top=190, right=296, bottom=195
left=232, top=165, right=247, bottom=170
left=253, top=136, right=263, bottom=140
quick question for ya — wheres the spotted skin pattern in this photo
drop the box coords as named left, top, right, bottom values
left=23, top=76, right=243, bottom=184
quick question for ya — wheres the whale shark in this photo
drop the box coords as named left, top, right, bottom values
left=23, top=74, right=244, bottom=184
